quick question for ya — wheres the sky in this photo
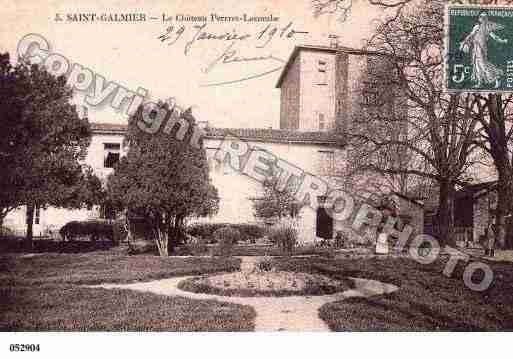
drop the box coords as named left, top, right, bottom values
left=0, top=0, right=391, bottom=129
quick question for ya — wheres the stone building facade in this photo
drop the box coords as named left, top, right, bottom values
left=276, top=44, right=385, bottom=133
left=3, top=123, right=346, bottom=242
left=3, top=43, right=420, bottom=244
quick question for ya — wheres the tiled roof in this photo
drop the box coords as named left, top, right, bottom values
left=205, top=127, right=342, bottom=145
left=91, top=123, right=343, bottom=145
left=90, top=123, right=127, bottom=133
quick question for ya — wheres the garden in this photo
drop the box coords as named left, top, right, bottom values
left=3, top=215, right=513, bottom=331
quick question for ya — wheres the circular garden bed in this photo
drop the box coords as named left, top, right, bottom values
left=177, top=271, right=352, bottom=297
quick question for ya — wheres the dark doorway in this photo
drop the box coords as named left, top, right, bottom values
left=316, top=207, right=333, bottom=239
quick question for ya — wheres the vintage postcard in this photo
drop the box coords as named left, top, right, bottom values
left=1, top=0, right=512, bottom=357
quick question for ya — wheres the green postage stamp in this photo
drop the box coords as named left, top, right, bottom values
left=445, top=5, right=513, bottom=92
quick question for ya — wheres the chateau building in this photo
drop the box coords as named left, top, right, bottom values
left=3, top=44, right=423, bottom=242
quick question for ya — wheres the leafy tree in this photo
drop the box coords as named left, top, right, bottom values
left=0, top=52, right=101, bottom=246
left=106, top=103, right=219, bottom=256
left=253, top=176, right=299, bottom=221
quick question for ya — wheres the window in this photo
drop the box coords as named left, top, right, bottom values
left=362, top=89, right=379, bottom=106
left=104, top=143, right=120, bottom=168
left=206, top=147, right=222, bottom=173
left=100, top=204, right=116, bottom=220
left=34, top=206, right=40, bottom=225
left=317, top=59, right=327, bottom=85
left=318, top=113, right=325, bottom=130
left=318, top=150, right=335, bottom=175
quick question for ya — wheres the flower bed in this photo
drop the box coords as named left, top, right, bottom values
left=178, top=271, right=352, bottom=297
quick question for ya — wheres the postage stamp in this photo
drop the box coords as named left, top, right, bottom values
left=445, top=5, right=513, bottom=92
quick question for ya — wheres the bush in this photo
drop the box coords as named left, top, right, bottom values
left=213, top=227, right=240, bottom=257
left=268, top=220, right=298, bottom=255
left=0, top=226, right=14, bottom=237
left=112, top=219, right=127, bottom=245
left=334, top=231, right=348, bottom=249
left=235, top=224, right=267, bottom=241
left=187, top=223, right=266, bottom=243
left=213, top=226, right=241, bottom=244
left=59, top=220, right=114, bottom=242
left=128, top=238, right=157, bottom=255
left=185, top=236, right=210, bottom=256
left=216, top=237, right=234, bottom=257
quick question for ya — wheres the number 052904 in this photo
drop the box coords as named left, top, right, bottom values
left=9, top=344, right=40, bottom=352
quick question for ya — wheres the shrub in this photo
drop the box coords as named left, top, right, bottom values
left=127, top=238, right=157, bottom=255
left=213, top=226, right=241, bottom=244
left=334, top=231, right=348, bottom=249
left=188, top=223, right=225, bottom=241
left=112, top=219, right=127, bottom=246
left=0, top=226, right=14, bottom=237
left=187, top=223, right=266, bottom=242
left=235, top=224, right=267, bottom=241
left=186, top=236, right=210, bottom=256
left=268, top=220, right=298, bottom=255
left=59, top=220, right=114, bottom=242
left=213, top=227, right=240, bottom=257
left=216, top=237, right=234, bottom=257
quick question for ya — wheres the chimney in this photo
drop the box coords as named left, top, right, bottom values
left=82, top=106, right=88, bottom=119
left=329, top=34, right=339, bottom=49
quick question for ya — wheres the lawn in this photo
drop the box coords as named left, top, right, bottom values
left=0, top=252, right=255, bottom=331
left=272, top=256, right=513, bottom=331
left=3, top=249, right=513, bottom=331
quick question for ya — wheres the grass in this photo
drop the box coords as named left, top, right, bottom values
left=0, top=253, right=241, bottom=286
left=272, top=256, right=513, bottom=331
left=214, top=244, right=337, bottom=257
left=0, top=252, right=256, bottom=331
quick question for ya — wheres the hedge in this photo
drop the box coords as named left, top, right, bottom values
left=187, top=223, right=266, bottom=242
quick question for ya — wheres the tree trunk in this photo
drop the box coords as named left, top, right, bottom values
left=155, top=225, right=169, bottom=257
left=25, top=204, right=35, bottom=251
left=495, top=175, right=508, bottom=249
left=0, top=214, right=4, bottom=236
left=168, top=214, right=184, bottom=255
left=486, top=94, right=513, bottom=249
left=437, top=180, right=455, bottom=246
left=167, top=219, right=175, bottom=255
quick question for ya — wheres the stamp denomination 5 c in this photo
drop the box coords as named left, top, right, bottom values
left=445, top=5, right=513, bottom=92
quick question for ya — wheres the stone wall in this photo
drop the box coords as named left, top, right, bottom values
left=474, top=193, right=491, bottom=243
left=279, top=53, right=301, bottom=130
left=298, top=50, right=337, bottom=130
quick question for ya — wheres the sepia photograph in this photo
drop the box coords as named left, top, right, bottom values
left=1, top=0, right=512, bottom=357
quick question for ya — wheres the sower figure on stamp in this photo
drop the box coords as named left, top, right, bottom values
left=459, top=11, right=508, bottom=88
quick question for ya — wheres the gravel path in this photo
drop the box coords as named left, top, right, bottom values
left=91, top=257, right=398, bottom=331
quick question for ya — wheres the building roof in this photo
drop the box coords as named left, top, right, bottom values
left=90, top=123, right=343, bottom=146
left=90, top=123, right=127, bottom=134
left=275, top=44, right=382, bottom=88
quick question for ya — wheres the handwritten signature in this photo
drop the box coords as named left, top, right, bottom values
left=157, top=21, right=307, bottom=86
left=203, top=41, right=284, bottom=74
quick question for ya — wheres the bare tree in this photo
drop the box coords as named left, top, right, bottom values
left=311, top=0, right=412, bottom=23
left=474, top=94, right=513, bottom=248
left=346, top=0, right=481, bottom=245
